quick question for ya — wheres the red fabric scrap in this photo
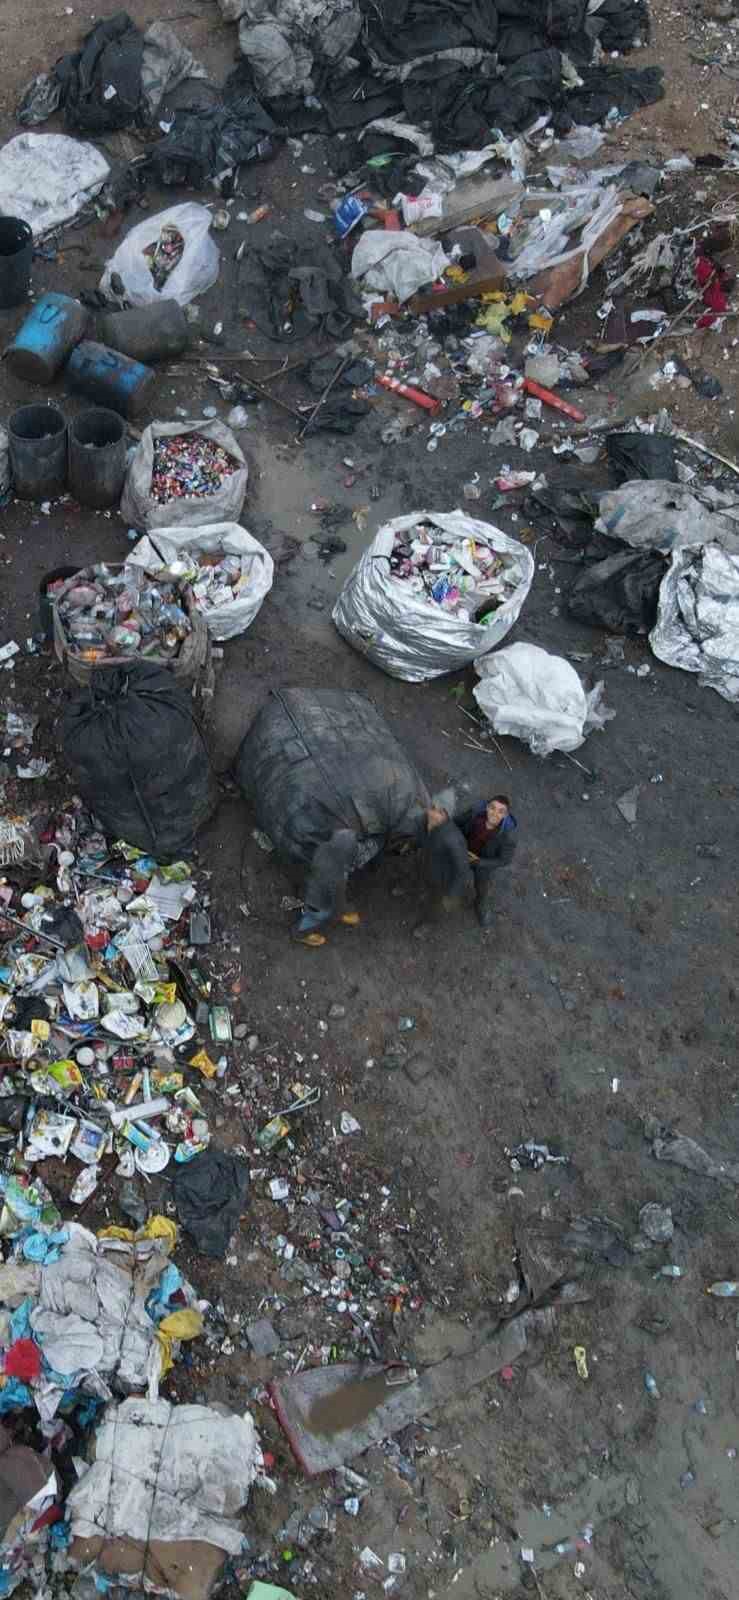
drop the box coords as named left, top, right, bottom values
left=5, top=1337, right=42, bottom=1381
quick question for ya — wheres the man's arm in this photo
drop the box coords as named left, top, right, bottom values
left=479, top=831, right=517, bottom=868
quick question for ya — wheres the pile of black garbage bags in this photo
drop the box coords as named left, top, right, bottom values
left=19, top=1, right=663, bottom=187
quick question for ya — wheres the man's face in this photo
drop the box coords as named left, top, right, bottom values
left=486, top=799, right=509, bottom=830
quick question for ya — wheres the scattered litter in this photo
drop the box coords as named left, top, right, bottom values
left=616, top=786, right=641, bottom=825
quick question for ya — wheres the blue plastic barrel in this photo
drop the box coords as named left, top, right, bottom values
left=6, top=292, right=88, bottom=383
left=66, top=340, right=156, bottom=419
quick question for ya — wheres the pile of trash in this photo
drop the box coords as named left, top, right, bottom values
left=388, top=518, right=520, bottom=620
left=54, top=564, right=192, bottom=664
left=149, top=432, right=239, bottom=504
left=127, top=526, right=274, bottom=642
left=221, top=0, right=662, bottom=148
left=0, top=807, right=234, bottom=1185
left=0, top=1221, right=202, bottom=1406
left=334, top=511, right=534, bottom=681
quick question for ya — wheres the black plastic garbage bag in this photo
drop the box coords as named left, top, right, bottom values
left=606, top=431, right=677, bottom=484
left=235, top=688, right=429, bottom=866
left=567, top=547, right=668, bottom=634
left=173, top=1149, right=250, bottom=1258
left=55, top=12, right=144, bottom=134
left=150, top=95, right=282, bottom=187
left=527, top=485, right=603, bottom=548
left=61, top=664, right=218, bottom=861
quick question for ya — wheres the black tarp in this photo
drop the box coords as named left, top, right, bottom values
left=55, top=12, right=145, bottom=134
left=235, top=687, right=429, bottom=865
left=173, top=1150, right=250, bottom=1258
left=567, top=548, right=668, bottom=633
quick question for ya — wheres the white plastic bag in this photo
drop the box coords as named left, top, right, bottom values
left=130, top=523, right=274, bottom=641
left=120, top=421, right=248, bottom=531
left=351, top=231, right=450, bottom=304
left=332, top=511, right=534, bottom=682
left=100, top=203, right=219, bottom=308
left=473, top=643, right=614, bottom=756
left=0, top=133, right=109, bottom=237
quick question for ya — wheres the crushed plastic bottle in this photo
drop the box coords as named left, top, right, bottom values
left=707, top=1282, right=739, bottom=1297
left=644, top=1371, right=660, bottom=1399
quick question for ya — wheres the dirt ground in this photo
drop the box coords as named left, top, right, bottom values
left=0, top=3, right=739, bottom=1600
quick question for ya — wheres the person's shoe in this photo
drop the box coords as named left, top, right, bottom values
left=292, top=930, right=327, bottom=946
left=476, top=904, right=494, bottom=930
left=339, top=911, right=361, bottom=926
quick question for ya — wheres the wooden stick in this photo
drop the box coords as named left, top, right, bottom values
left=673, top=430, right=739, bottom=479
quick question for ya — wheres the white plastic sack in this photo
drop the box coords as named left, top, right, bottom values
left=121, top=421, right=248, bottom=532
left=100, top=203, right=219, bottom=308
left=650, top=543, right=739, bottom=702
left=0, top=134, right=109, bottom=237
left=351, top=231, right=450, bottom=304
left=473, top=643, right=614, bottom=756
left=131, top=523, right=274, bottom=640
left=332, top=511, right=534, bottom=682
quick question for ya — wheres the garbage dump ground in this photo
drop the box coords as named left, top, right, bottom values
left=0, top=3, right=737, bottom=1600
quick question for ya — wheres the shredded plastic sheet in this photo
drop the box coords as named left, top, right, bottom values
left=0, top=133, right=109, bottom=236
left=650, top=544, right=739, bottom=702
left=473, top=643, right=614, bottom=756
left=66, top=1397, right=259, bottom=1597
left=236, top=0, right=361, bottom=96
left=597, top=480, right=739, bottom=555
left=332, top=512, right=534, bottom=682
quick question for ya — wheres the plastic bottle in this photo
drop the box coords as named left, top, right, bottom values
left=706, top=1281, right=739, bottom=1297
